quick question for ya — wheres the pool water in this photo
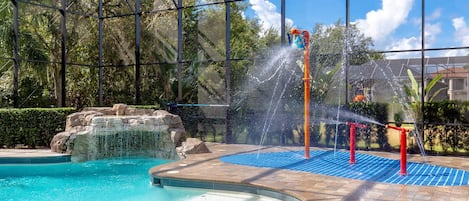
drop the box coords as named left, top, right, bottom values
left=0, top=157, right=205, bottom=201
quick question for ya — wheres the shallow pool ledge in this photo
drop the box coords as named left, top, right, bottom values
left=0, top=149, right=71, bottom=164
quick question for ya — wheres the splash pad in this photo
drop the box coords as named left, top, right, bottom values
left=219, top=27, right=469, bottom=187
left=220, top=150, right=469, bottom=186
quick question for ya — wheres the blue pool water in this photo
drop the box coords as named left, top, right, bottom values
left=0, top=157, right=205, bottom=201
left=220, top=150, right=469, bottom=186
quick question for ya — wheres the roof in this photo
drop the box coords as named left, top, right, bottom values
left=349, top=56, right=469, bottom=81
left=431, top=67, right=468, bottom=78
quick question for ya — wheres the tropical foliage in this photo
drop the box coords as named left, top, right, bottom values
left=404, top=69, right=445, bottom=121
left=1, top=1, right=382, bottom=144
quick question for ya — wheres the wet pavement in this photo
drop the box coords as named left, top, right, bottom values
left=150, top=143, right=469, bottom=201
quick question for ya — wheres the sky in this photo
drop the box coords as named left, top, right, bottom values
left=245, top=0, right=469, bottom=59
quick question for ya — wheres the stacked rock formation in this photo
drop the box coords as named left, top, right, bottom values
left=50, top=104, right=209, bottom=162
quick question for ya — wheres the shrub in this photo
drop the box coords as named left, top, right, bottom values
left=0, top=108, right=75, bottom=148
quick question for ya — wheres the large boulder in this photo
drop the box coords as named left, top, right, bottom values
left=112, top=103, right=128, bottom=116
left=177, top=138, right=211, bottom=157
left=50, top=131, right=76, bottom=154
left=65, top=111, right=103, bottom=132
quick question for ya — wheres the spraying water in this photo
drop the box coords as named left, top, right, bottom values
left=333, top=61, right=345, bottom=156
left=258, top=69, right=297, bottom=146
left=368, top=59, right=427, bottom=161
left=252, top=48, right=299, bottom=158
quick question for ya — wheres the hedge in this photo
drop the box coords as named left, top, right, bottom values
left=423, top=101, right=469, bottom=153
left=0, top=108, right=76, bottom=148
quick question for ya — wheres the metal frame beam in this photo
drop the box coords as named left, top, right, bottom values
left=420, top=0, right=425, bottom=135
left=345, top=0, right=350, bottom=104
left=177, top=0, right=183, bottom=102
left=224, top=0, right=232, bottom=143
left=134, top=0, right=141, bottom=104
left=281, top=0, right=285, bottom=46
left=12, top=0, right=19, bottom=108
left=60, top=0, right=67, bottom=107
left=98, top=0, right=104, bottom=105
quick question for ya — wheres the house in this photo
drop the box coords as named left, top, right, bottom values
left=349, top=56, right=469, bottom=102
left=431, top=67, right=468, bottom=101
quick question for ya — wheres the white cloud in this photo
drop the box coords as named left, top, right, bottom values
left=388, top=37, right=420, bottom=50
left=442, top=17, right=469, bottom=56
left=425, top=22, right=442, bottom=46
left=354, top=0, right=414, bottom=42
left=249, top=0, right=293, bottom=34
left=385, top=37, right=420, bottom=59
left=453, top=17, right=469, bottom=46
left=427, top=9, right=442, bottom=21
left=385, top=22, right=440, bottom=59
left=382, top=6, right=442, bottom=60
left=442, top=49, right=467, bottom=57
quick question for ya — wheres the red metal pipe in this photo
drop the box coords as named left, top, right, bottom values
left=386, top=125, right=410, bottom=175
left=346, top=122, right=366, bottom=164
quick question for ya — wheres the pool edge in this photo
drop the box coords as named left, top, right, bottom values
left=152, top=176, right=301, bottom=201
left=0, top=155, right=71, bottom=164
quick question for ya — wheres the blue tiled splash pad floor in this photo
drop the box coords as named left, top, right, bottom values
left=220, top=150, right=469, bottom=186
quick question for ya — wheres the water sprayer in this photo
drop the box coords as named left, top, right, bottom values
left=346, top=122, right=367, bottom=164
left=386, top=125, right=410, bottom=175
left=288, top=28, right=311, bottom=158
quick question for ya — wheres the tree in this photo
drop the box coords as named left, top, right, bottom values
left=309, top=21, right=382, bottom=103
left=0, top=1, right=52, bottom=107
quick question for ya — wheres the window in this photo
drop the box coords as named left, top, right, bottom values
left=452, top=78, right=465, bottom=90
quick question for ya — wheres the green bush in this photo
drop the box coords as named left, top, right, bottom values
left=423, top=101, right=469, bottom=153
left=0, top=108, right=76, bottom=148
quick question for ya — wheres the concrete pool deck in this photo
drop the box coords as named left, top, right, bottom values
left=150, top=143, right=469, bottom=201
left=2, top=144, right=469, bottom=200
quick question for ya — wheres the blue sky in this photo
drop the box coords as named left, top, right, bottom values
left=245, top=0, right=469, bottom=58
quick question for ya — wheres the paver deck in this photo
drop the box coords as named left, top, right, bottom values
left=150, top=143, right=469, bottom=201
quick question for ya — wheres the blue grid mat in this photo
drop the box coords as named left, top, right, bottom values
left=220, top=150, right=469, bottom=186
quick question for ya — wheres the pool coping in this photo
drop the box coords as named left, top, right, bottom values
left=0, top=155, right=71, bottom=164
left=0, top=149, right=71, bottom=164
left=153, top=177, right=301, bottom=201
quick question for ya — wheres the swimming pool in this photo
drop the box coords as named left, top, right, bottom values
left=0, top=157, right=208, bottom=201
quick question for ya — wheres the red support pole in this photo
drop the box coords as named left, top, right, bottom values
left=386, top=125, right=409, bottom=176
left=347, top=122, right=366, bottom=164
left=349, top=124, right=356, bottom=164
left=399, top=128, right=407, bottom=175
